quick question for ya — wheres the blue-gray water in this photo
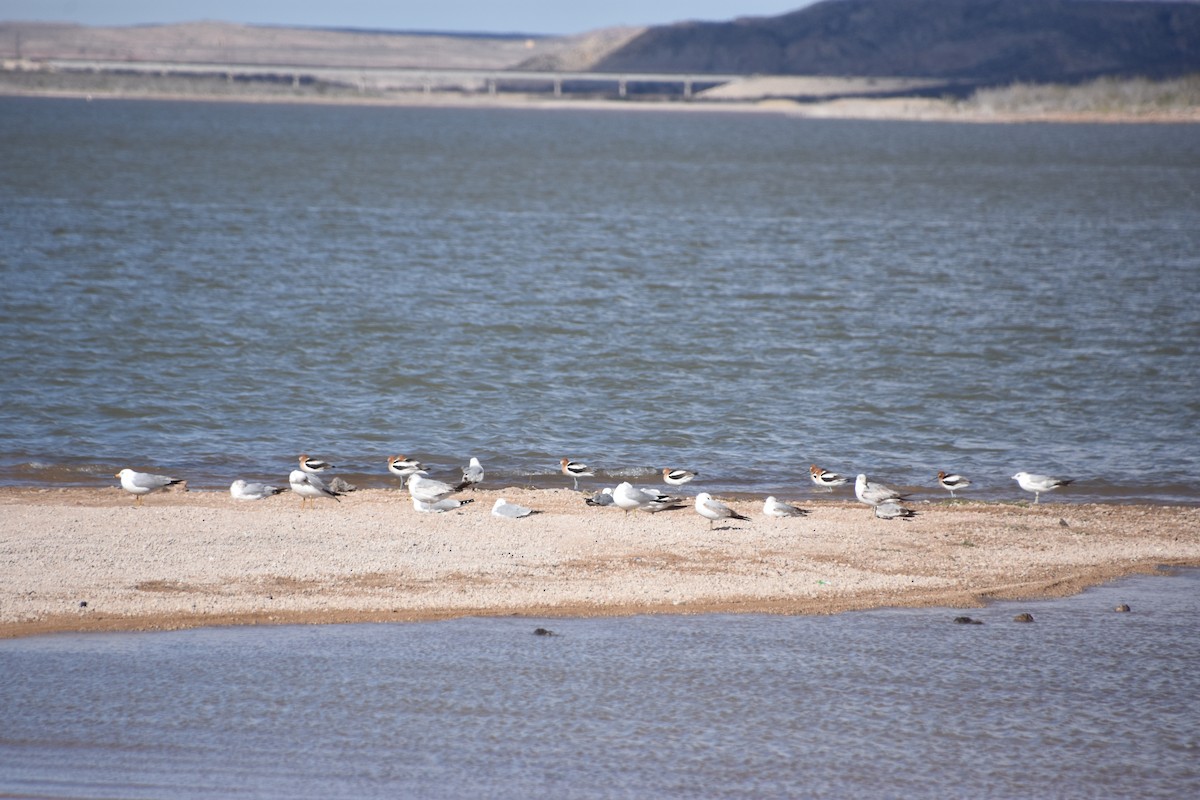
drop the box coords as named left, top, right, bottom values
left=1, top=97, right=1199, bottom=502
left=1, top=569, right=1197, bottom=799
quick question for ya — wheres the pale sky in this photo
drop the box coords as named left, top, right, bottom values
left=0, top=1, right=819, bottom=35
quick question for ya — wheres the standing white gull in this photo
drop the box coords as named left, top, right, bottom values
left=855, top=474, right=907, bottom=508
left=560, top=458, right=594, bottom=490
left=694, top=492, right=750, bottom=529
left=612, top=482, right=658, bottom=514
left=298, top=454, right=334, bottom=474
left=407, top=471, right=469, bottom=504
left=116, top=468, right=184, bottom=505
left=937, top=471, right=971, bottom=498
left=763, top=496, right=808, bottom=518
left=462, top=457, right=484, bottom=490
left=230, top=479, right=283, bottom=501
left=1012, top=472, right=1073, bottom=503
left=492, top=498, right=535, bottom=518
left=810, top=465, right=849, bottom=492
left=289, top=469, right=342, bottom=507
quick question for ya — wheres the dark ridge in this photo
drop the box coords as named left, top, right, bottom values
left=593, top=0, right=1200, bottom=84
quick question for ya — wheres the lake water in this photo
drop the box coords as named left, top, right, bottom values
left=1, top=97, right=1198, bottom=502
left=1, top=569, right=1197, bottom=798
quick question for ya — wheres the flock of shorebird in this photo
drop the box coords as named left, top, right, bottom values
left=114, top=455, right=1075, bottom=525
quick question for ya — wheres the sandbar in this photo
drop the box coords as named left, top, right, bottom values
left=2, top=486, right=1196, bottom=639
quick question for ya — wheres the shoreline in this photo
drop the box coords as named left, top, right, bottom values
left=3, top=85, right=1199, bottom=124
left=2, top=487, right=1197, bottom=639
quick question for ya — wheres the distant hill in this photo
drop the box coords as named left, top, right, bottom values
left=0, top=20, right=638, bottom=71
left=590, top=0, right=1200, bottom=84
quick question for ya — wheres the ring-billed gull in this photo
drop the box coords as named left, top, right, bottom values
left=809, top=465, right=849, bottom=491
left=763, top=496, right=808, bottom=518
left=407, top=471, right=469, bottom=504
left=585, top=487, right=615, bottom=507
left=289, top=469, right=342, bottom=507
left=230, top=479, right=283, bottom=501
left=115, top=468, right=183, bottom=505
left=413, top=496, right=474, bottom=513
left=855, top=474, right=907, bottom=509
left=612, top=482, right=657, bottom=514
left=298, top=455, right=335, bottom=474
left=560, top=458, right=594, bottom=490
left=1012, top=472, right=1073, bottom=503
left=462, top=457, right=484, bottom=489
left=875, top=501, right=917, bottom=520
left=662, top=468, right=698, bottom=486
left=694, top=492, right=750, bottom=529
left=937, top=471, right=971, bottom=498
left=492, top=498, right=535, bottom=518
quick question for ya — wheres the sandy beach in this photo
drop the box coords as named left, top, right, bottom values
left=2, top=486, right=1196, bottom=639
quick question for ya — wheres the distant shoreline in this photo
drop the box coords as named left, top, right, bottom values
left=3, top=83, right=1199, bottom=125
left=2, top=487, right=1197, bottom=639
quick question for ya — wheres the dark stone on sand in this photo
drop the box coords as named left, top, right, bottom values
left=953, top=616, right=982, bottom=625
left=328, top=477, right=356, bottom=493
left=1114, top=604, right=1131, bottom=613
left=79, top=600, right=88, bottom=608
left=1013, top=613, right=1034, bottom=623
left=534, top=627, right=555, bottom=636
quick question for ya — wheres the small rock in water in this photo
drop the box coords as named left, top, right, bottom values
left=328, top=477, right=357, bottom=493
left=1114, top=604, right=1131, bottom=613
left=533, top=627, right=555, bottom=636
left=953, top=616, right=983, bottom=625
left=1013, top=613, right=1035, bottom=623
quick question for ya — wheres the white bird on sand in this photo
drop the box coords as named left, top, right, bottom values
left=289, top=469, right=342, bottom=507
left=640, top=487, right=685, bottom=512
left=560, top=458, right=595, bottom=490
left=585, top=487, right=615, bottom=507
left=695, top=492, right=750, bottom=529
left=462, top=457, right=484, bottom=489
left=116, top=468, right=184, bottom=505
left=612, top=482, right=659, bottom=514
left=230, top=479, right=283, bottom=501
left=298, top=454, right=334, bottom=474
left=810, top=464, right=849, bottom=491
left=1012, top=472, right=1074, bottom=503
left=387, top=455, right=427, bottom=481
left=413, top=496, right=474, bottom=513
left=662, top=468, right=698, bottom=486
left=492, top=498, right=535, bottom=518
left=855, top=474, right=907, bottom=508
left=763, top=496, right=808, bottom=518
left=407, top=471, right=469, bottom=504
left=937, top=471, right=971, bottom=498
left=875, top=501, right=917, bottom=520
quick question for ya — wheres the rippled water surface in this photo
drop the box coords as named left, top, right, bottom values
left=1, top=570, right=1197, bottom=799
left=1, top=98, right=1198, bottom=500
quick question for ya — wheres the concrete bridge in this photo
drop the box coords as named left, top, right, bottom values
left=43, top=58, right=747, bottom=98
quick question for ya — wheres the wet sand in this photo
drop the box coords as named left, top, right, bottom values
left=2, top=486, right=1196, bottom=638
